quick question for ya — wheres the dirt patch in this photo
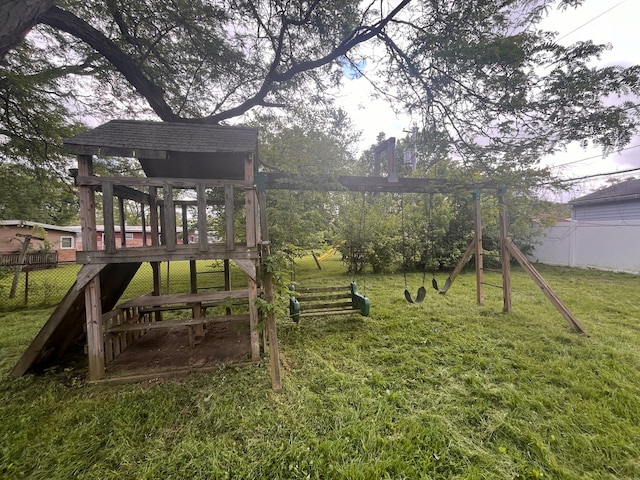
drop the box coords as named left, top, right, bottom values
left=106, top=318, right=252, bottom=377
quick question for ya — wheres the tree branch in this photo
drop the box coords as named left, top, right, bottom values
left=40, top=6, right=181, bottom=122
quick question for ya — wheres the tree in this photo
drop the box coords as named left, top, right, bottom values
left=2, top=0, right=640, bottom=213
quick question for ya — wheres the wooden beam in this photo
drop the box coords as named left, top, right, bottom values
left=101, top=181, right=116, bottom=253
left=76, top=244, right=259, bottom=264
left=163, top=184, right=177, bottom=251
left=225, top=184, right=235, bottom=251
left=76, top=175, right=252, bottom=189
left=498, top=190, right=512, bottom=313
left=473, top=189, right=484, bottom=306
left=505, top=238, right=587, bottom=334
left=196, top=183, right=209, bottom=253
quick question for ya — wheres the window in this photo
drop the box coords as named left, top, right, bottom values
left=60, top=236, right=74, bottom=249
left=125, top=232, right=134, bottom=240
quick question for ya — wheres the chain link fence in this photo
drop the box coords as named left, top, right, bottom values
left=0, top=260, right=248, bottom=312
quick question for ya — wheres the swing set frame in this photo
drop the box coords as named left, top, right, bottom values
left=258, top=138, right=587, bottom=335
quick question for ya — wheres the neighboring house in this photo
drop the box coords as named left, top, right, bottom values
left=529, top=179, right=640, bottom=273
left=0, top=220, right=78, bottom=264
left=73, top=225, right=154, bottom=251
left=569, top=178, right=640, bottom=221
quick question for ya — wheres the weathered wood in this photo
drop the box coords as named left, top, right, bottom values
left=248, top=278, right=260, bottom=361
left=76, top=244, right=259, bottom=264
left=260, top=172, right=497, bottom=194
left=260, top=240, right=282, bottom=392
left=225, top=184, right=235, bottom=251
left=233, top=259, right=256, bottom=281
left=76, top=175, right=252, bottom=189
left=196, top=183, right=209, bottom=252
left=102, top=181, right=116, bottom=253
left=296, top=293, right=351, bottom=302
left=9, top=235, right=30, bottom=298
left=498, top=191, right=512, bottom=313
left=505, top=238, right=587, bottom=334
left=163, top=184, right=177, bottom=251
left=105, top=314, right=250, bottom=333
left=118, top=195, right=127, bottom=248
left=11, top=263, right=141, bottom=377
left=85, top=277, right=104, bottom=381
left=117, top=289, right=252, bottom=309
left=473, top=190, right=484, bottom=306
left=293, top=285, right=351, bottom=294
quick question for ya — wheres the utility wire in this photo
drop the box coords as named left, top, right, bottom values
left=556, top=0, right=627, bottom=42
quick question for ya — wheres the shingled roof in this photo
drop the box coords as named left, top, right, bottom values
left=63, top=120, right=259, bottom=180
left=64, top=120, right=258, bottom=157
left=569, top=178, right=640, bottom=205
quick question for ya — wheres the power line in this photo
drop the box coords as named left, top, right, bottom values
left=542, top=166, right=640, bottom=185
left=551, top=143, right=640, bottom=168
left=556, top=0, right=627, bottom=42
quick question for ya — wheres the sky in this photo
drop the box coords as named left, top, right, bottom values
left=335, top=0, right=639, bottom=201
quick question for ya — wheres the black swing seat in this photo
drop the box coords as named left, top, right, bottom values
left=289, top=282, right=370, bottom=322
left=404, top=285, right=427, bottom=304
left=432, top=276, right=452, bottom=294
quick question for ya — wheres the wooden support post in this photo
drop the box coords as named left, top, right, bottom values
left=498, top=189, right=512, bottom=313
left=85, top=276, right=104, bottom=380
left=248, top=277, right=260, bottom=361
left=163, top=184, right=176, bottom=251
left=505, top=238, right=587, bottom=334
left=78, top=154, right=104, bottom=380
left=258, top=188, right=282, bottom=392
left=141, top=204, right=147, bottom=246
left=473, top=189, right=484, bottom=305
left=183, top=204, right=198, bottom=294
left=118, top=196, right=126, bottom=248
left=102, top=181, right=116, bottom=253
left=9, top=235, right=30, bottom=299
left=149, top=186, right=162, bottom=311
left=149, top=186, right=159, bottom=247
left=225, top=184, right=235, bottom=250
left=197, top=184, right=209, bottom=252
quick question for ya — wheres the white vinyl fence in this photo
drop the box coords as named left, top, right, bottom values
left=528, top=220, right=640, bottom=274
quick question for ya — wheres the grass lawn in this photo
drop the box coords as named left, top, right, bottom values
left=1, top=256, right=639, bottom=479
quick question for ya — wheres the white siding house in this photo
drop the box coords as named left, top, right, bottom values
left=529, top=179, right=640, bottom=273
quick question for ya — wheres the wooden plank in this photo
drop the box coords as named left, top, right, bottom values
left=102, top=181, right=116, bottom=253
left=76, top=264, right=105, bottom=291
left=118, top=195, right=127, bottom=248
left=11, top=262, right=142, bottom=377
left=293, top=285, right=350, bottom=294
left=296, top=293, right=351, bottom=302
left=505, top=239, right=587, bottom=334
left=85, top=277, right=105, bottom=381
left=117, top=289, right=252, bottom=308
left=233, top=259, right=256, bottom=281
left=248, top=278, right=260, bottom=361
left=225, top=184, right=235, bottom=250
left=196, top=184, right=209, bottom=252
left=298, top=309, right=361, bottom=318
left=261, top=241, right=282, bottom=392
left=78, top=155, right=97, bottom=250
left=105, top=314, right=250, bottom=333
left=163, top=184, right=176, bottom=251
left=498, top=191, right=512, bottom=313
left=141, top=204, right=147, bottom=246
left=76, top=175, right=252, bottom=189
left=473, top=190, right=484, bottom=306
left=9, top=235, right=30, bottom=298
left=76, top=244, right=259, bottom=264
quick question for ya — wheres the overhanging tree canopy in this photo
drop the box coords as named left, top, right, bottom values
left=1, top=0, right=639, bottom=185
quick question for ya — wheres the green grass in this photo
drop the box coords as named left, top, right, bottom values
left=1, top=256, right=639, bottom=479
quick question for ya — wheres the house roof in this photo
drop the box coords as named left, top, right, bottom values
left=569, top=178, right=640, bottom=206
left=63, top=120, right=259, bottom=180
left=0, top=220, right=77, bottom=234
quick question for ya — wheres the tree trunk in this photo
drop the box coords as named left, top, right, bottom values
left=0, top=0, right=55, bottom=59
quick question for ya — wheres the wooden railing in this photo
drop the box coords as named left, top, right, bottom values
left=0, top=251, right=58, bottom=269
